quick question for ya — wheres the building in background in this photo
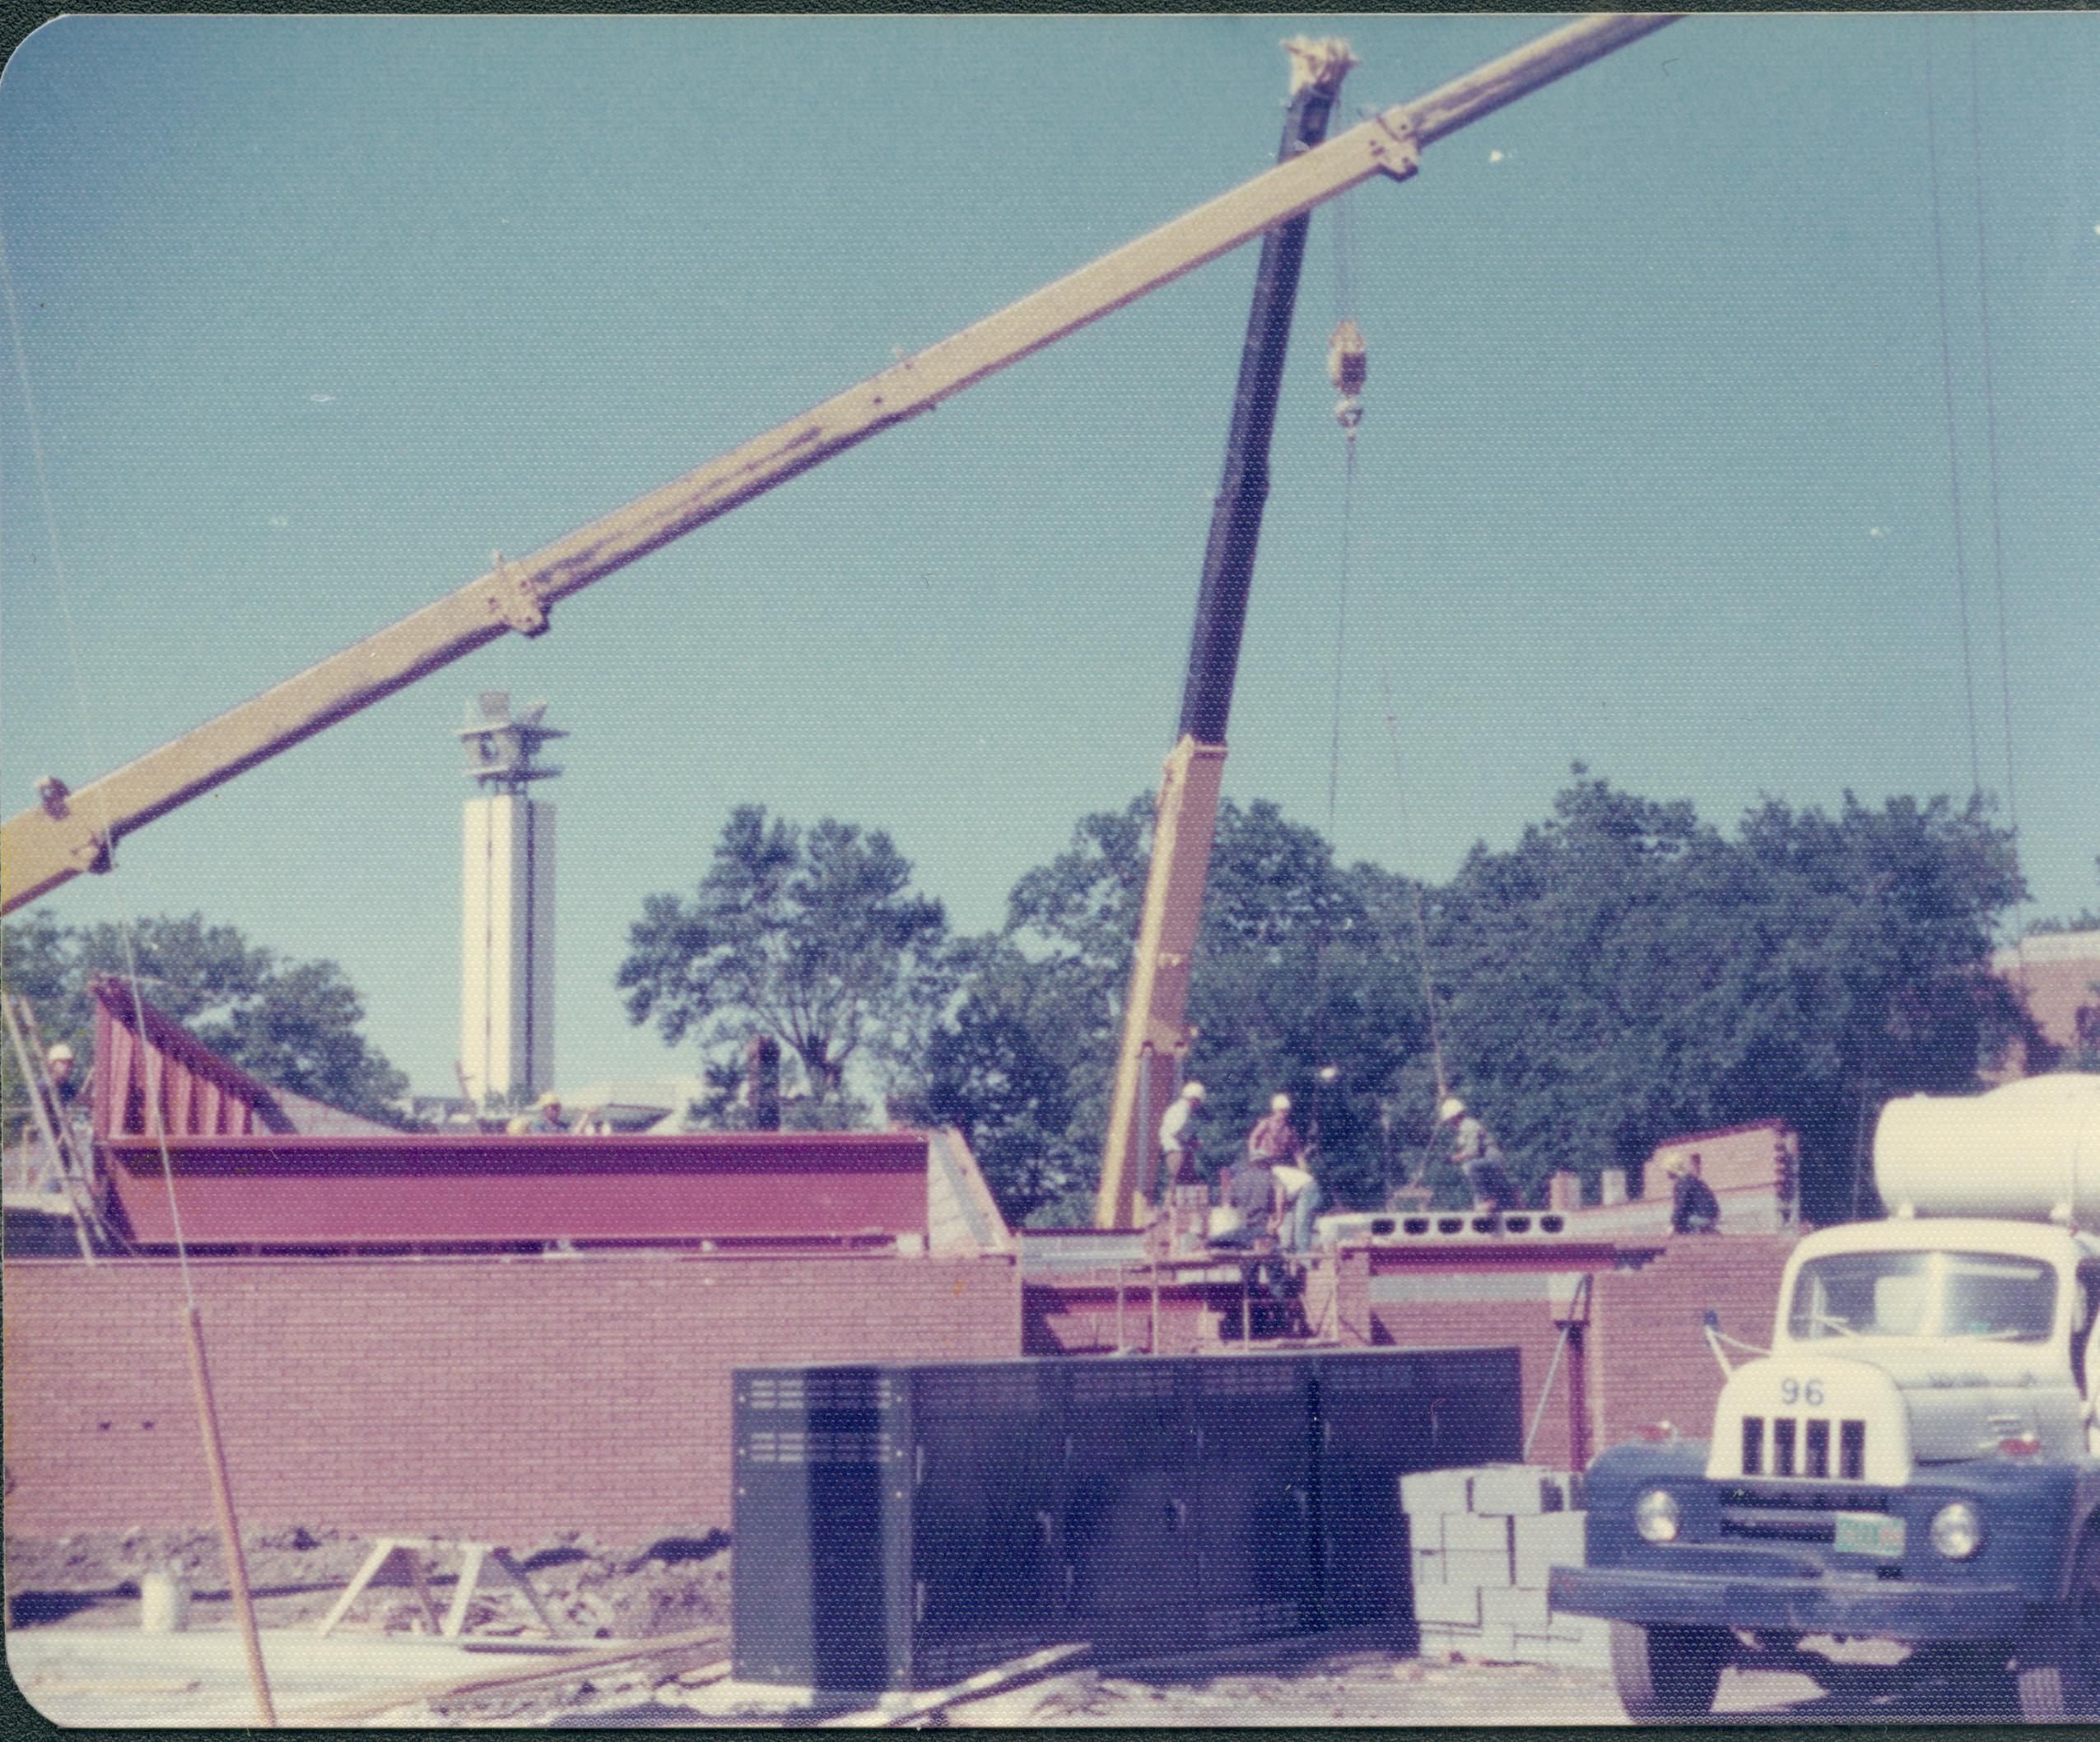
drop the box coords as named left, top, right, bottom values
left=458, top=693, right=564, bottom=1111
left=1992, top=929, right=2100, bottom=1078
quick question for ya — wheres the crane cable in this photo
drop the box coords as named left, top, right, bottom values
left=1925, top=21, right=2030, bottom=977
left=1320, top=203, right=1452, bottom=1142
left=1921, top=21, right=1985, bottom=804
left=1966, top=17, right=2030, bottom=971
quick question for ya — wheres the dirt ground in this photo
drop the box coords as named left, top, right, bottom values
left=3, top=1531, right=2034, bottom=1726
left=3, top=1525, right=731, bottom=1642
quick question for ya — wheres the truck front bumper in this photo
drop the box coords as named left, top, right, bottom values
left=1549, top=1564, right=2030, bottom=1642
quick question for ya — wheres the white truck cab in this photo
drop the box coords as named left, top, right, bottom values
left=1553, top=1073, right=2100, bottom=1721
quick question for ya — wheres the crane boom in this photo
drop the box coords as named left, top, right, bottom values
left=1092, top=38, right=1348, bottom=1230
left=1092, top=12, right=1678, bottom=1228
left=0, top=13, right=1674, bottom=918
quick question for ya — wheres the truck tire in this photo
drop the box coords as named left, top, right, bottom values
left=1609, top=1620, right=1727, bottom=1721
left=2014, top=1532, right=2100, bottom=1721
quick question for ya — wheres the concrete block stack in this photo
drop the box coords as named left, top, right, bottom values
left=1401, top=1464, right=1611, bottom=1670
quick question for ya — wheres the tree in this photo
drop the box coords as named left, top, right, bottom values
left=941, top=796, right=1432, bottom=1223
left=924, top=940, right=1083, bottom=1221
left=1425, top=773, right=2030, bottom=1222
left=618, top=807, right=952, bottom=1118
left=2, top=912, right=411, bottom=1137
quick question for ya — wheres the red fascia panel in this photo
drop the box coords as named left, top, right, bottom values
left=90, top=976, right=282, bottom=1138
left=100, top=1130, right=930, bottom=1248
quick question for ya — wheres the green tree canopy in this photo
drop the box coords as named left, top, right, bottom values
left=2, top=912, right=411, bottom=1135
left=937, top=771, right=2031, bottom=1229
left=617, top=806, right=952, bottom=1117
left=943, top=796, right=1430, bottom=1222
left=1427, top=773, right=2030, bottom=1221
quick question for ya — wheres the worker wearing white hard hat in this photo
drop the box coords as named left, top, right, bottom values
left=1249, top=1091, right=1323, bottom=1253
left=1442, top=1093, right=1520, bottom=1214
left=1157, top=1079, right=1208, bottom=1189
left=42, top=1041, right=85, bottom=1108
left=1665, top=1152, right=1721, bottom=1236
left=510, top=1092, right=566, bottom=1136
left=1247, top=1093, right=1304, bottom=1167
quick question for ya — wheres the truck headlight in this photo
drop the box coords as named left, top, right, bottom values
left=1930, top=1501, right=1982, bottom=1560
left=1635, top=1488, right=1681, bottom=1544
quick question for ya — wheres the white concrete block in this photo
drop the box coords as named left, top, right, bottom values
left=1480, top=1585, right=1551, bottom=1631
left=1469, top=1622, right=1519, bottom=1664
left=1544, top=1626, right=1613, bottom=1670
left=1470, top=1464, right=1576, bottom=1516
left=1410, top=1547, right=1446, bottom=1587
left=1442, top=1511, right=1514, bottom=1553
left=1445, top=1547, right=1514, bottom=1590
left=1399, top=1468, right=1474, bottom=1516
left=1412, top=1581, right=1482, bottom=1625
left=1513, top=1511, right=1589, bottom=1589
left=1511, top=1632, right=1558, bottom=1667
left=1403, top=1510, right=1443, bottom=1553
left=1548, top=1611, right=1614, bottom=1650
left=1414, top=1622, right=1480, bottom=1663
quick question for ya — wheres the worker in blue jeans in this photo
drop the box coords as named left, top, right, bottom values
left=1271, top=1159, right=1323, bottom=1252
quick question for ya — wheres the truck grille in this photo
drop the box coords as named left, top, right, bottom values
left=1716, top=1483, right=1897, bottom=1544
left=1740, top=1415, right=1866, bottom=1480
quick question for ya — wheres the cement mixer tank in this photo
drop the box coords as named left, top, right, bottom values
left=1873, top=1073, right=2100, bottom=1227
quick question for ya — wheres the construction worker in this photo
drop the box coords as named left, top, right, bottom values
left=1246, top=1092, right=1303, bottom=1166
left=1666, top=1153, right=1721, bottom=1235
left=1211, top=1149, right=1281, bottom=1251
left=1250, top=1093, right=1322, bottom=1253
left=43, top=1042, right=86, bottom=1112
left=1157, top=1080, right=1207, bottom=1189
left=1440, top=1095, right=1520, bottom=1213
left=35, top=1041, right=90, bottom=1177
left=510, top=1092, right=566, bottom=1136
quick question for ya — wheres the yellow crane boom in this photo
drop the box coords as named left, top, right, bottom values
left=2, top=15, right=1673, bottom=920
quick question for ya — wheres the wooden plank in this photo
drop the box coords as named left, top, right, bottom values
left=818, top=1642, right=1092, bottom=1729
left=281, top=1628, right=728, bottom=1727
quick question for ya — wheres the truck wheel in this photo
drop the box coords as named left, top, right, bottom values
left=1609, top=1621, right=1728, bottom=1721
left=2014, top=1532, right=2100, bottom=1721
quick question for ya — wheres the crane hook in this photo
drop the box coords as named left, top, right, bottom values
left=1327, top=319, right=1367, bottom=432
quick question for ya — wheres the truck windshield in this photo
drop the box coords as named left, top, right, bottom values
left=1788, top=1250, right=2057, bottom=1344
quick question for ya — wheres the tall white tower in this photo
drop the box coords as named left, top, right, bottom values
left=459, top=693, right=565, bottom=1111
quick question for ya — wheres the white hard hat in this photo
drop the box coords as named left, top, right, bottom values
left=46, top=1042, right=74, bottom=1064
left=1270, top=1093, right=1292, bottom=1113
left=537, top=1091, right=562, bottom=1109
left=1439, top=1096, right=1466, bottom=1122
left=1182, top=1081, right=1206, bottom=1101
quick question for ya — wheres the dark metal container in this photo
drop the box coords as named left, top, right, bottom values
left=733, top=1345, right=1524, bottom=1692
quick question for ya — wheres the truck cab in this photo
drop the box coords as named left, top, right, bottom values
left=1552, top=1074, right=2100, bottom=1721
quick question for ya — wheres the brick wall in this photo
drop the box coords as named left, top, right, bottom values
left=2, top=1252, right=1021, bottom=1541
left=1587, top=1235, right=1795, bottom=1454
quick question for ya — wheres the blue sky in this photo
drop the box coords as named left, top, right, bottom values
left=3, top=15, right=2095, bottom=1099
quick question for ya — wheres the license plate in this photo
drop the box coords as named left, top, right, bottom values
left=1833, top=1512, right=1905, bottom=1558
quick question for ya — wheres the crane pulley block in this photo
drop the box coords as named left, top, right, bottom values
left=1328, top=319, right=1367, bottom=430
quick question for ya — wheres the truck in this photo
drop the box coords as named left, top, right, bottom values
left=1551, top=1071, right=2100, bottom=1721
